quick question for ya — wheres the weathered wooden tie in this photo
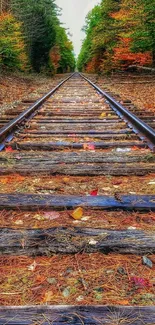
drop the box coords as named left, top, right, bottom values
left=0, top=306, right=155, bottom=325
left=0, top=194, right=154, bottom=210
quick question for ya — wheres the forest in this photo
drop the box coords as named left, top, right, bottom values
left=0, top=0, right=75, bottom=73
left=77, top=0, right=155, bottom=73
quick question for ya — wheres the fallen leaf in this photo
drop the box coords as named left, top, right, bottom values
left=130, top=277, right=151, bottom=288
left=89, top=239, right=98, bottom=245
left=76, top=295, right=84, bottom=302
left=102, top=187, right=110, bottom=191
left=142, top=256, right=153, bottom=268
left=132, top=146, right=140, bottom=151
left=71, top=207, right=84, bottom=220
left=27, top=261, right=37, bottom=272
left=33, top=214, right=45, bottom=221
left=62, top=287, right=70, bottom=298
left=5, top=146, right=14, bottom=152
left=112, top=181, right=122, bottom=185
left=43, top=211, right=60, bottom=220
left=63, top=177, right=70, bottom=184
left=81, top=216, right=91, bottom=221
left=116, top=300, right=129, bottom=305
left=90, top=189, right=98, bottom=196
left=14, top=220, right=23, bottom=225
left=88, top=144, right=95, bottom=150
left=36, top=275, right=46, bottom=282
left=99, top=112, right=106, bottom=118
left=44, top=291, right=53, bottom=302
left=15, top=155, right=22, bottom=160
left=83, top=143, right=95, bottom=150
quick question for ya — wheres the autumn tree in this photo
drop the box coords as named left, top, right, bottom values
left=77, top=0, right=120, bottom=72
left=0, top=0, right=75, bottom=72
left=112, top=0, right=152, bottom=68
left=0, top=13, right=28, bottom=71
left=131, top=0, right=155, bottom=65
left=78, top=0, right=154, bottom=73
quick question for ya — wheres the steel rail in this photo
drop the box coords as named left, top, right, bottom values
left=80, top=73, right=155, bottom=151
left=0, top=73, right=75, bottom=145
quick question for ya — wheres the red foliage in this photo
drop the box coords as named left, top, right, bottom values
left=85, top=56, right=101, bottom=73
left=113, top=38, right=152, bottom=69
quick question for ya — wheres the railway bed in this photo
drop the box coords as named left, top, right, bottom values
left=0, top=73, right=155, bottom=324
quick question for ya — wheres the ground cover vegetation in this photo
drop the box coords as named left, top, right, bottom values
left=77, top=0, right=155, bottom=73
left=0, top=0, right=75, bottom=73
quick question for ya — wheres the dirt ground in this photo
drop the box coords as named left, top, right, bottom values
left=0, top=71, right=155, bottom=115
left=0, top=72, right=67, bottom=116
left=91, top=72, right=155, bottom=113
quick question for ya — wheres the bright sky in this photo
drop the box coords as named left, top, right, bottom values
left=55, top=0, right=100, bottom=57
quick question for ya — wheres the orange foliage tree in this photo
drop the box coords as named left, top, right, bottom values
left=78, top=0, right=154, bottom=73
left=113, top=38, right=152, bottom=69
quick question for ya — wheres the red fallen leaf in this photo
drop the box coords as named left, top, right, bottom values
left=90, top=189, right=98, bottom=196
left=5, top=146, right=14, bottom=152
left=130, top=277, right=151, bottom=288
left=88, top=144, right=95, bottom=150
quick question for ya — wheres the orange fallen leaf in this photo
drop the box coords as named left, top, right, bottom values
left=71, top=207, right=84, bottom=220
left=116, top=300, right=129, bottom=305
left=36, top=275, right=46, bottom=283
left=63, top=177, right=70, bottom=184
left=132, top=146, right=140, bottom=151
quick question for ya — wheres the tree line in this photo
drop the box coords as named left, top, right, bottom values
left=77, top=0, right=155, bottom=73
left=0, top=0, right=75, bottom=73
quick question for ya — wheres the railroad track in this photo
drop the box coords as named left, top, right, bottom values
left=0, top=73, right=155, bottom=324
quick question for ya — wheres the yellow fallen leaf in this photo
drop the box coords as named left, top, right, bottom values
left=100, top=112, right=106, bottom=118
left=44, top=291, right=53, bottom=302
left=71, top=207, right=84, bottom=220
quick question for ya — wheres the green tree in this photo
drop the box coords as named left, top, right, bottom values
left=11, top=0, right=58, bottom=72
left=131, top=0, right=155, bottom=65
left=0, top=12, right=28, bottom=70
left=77, top=5, right=101, bottom=71
left=54, top=26, right=75, bottom=73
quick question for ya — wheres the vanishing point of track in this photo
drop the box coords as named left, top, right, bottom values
left=0, top=73, right=155, bottom=324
